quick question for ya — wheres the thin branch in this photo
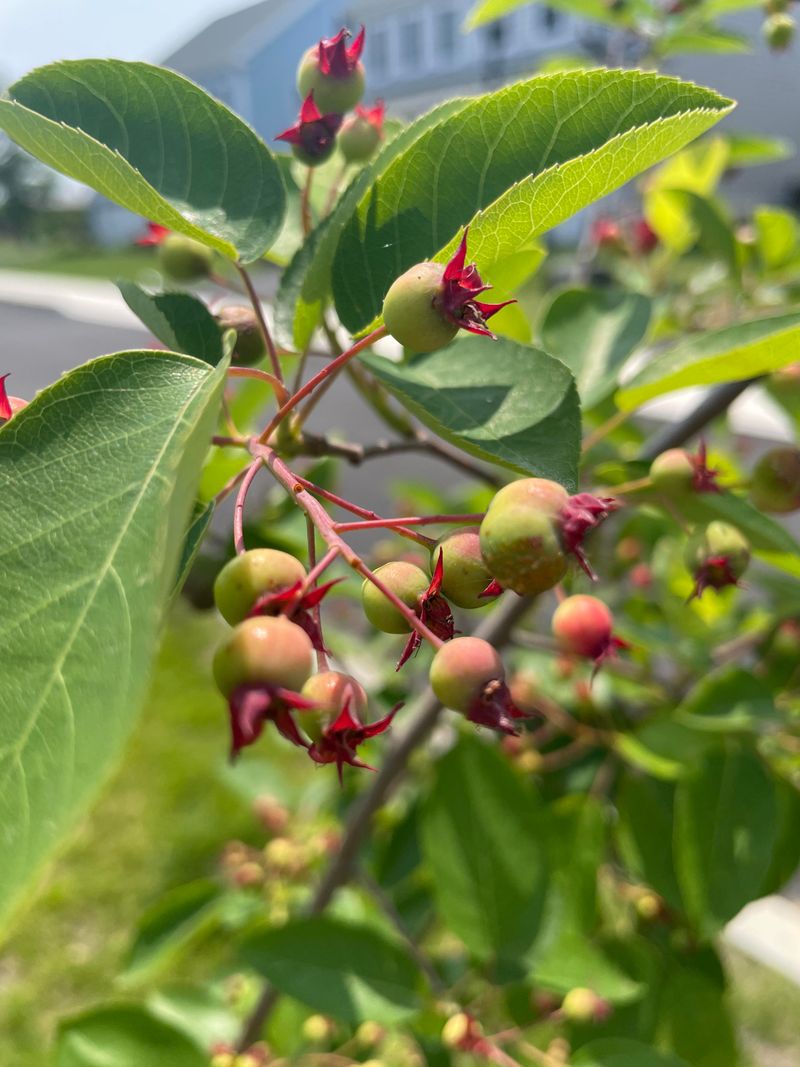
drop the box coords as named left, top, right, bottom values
left=639, top=378, right=760, bottom=460
left=234, top=263, right=286, bottom=396
left=233, top=459, right=264, bottom=555
left=301, top=166, right=314, bottom=236
left=236, top=593, right=533, bottom=1050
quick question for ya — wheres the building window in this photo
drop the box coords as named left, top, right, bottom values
left=436, top=10, right=458, bottom=59
left=400, top=19, right=422, bottom=69
left=369, top=28, right=389, bottom=74
left=536, top=6, right=562, bottom=33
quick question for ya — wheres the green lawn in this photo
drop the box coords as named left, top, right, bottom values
left=0, top=240, right=162, bottom=281
left=0, top=603, right=798, bottom=1066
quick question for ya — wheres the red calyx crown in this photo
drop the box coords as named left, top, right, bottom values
left=316, top=26, right=366, bottom=76
left=248, top=577, right=343, bottom=654
left=560, top=493, right=622, bottom=580
left=355, top=99, right=385, bottom=130
left=276, top=93, right=343, bottom=158
left=396, top=550, right=455, bottom=670
left=436, top=229, right=516, bottom=340
left=309, top=697, right=400, bottom=784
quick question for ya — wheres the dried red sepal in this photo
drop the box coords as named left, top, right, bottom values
left=276, top=92, right=343, bottom=159
left=136, top=222, right=170, bottom=246
left=467, top=678, right=533, bottom=735
left=308, top=699, right=400, bottom=783
left=227, top=684, right=315, bottom=760
left=316, top=26, right=365, bottom=76
left=396, top=551, right=455, bottom=670
left=560, top=492, right=621, bottom=579
left=688, top=555, right=744, bottom=601
left=355, top=99, right=385, bottom=130
left=0, top=374, right=12, bottom=421
left=479, top=577, right=504, bottom=599
left=436, top=229, right=516, bottom=340
left=689, top=440, right=721, bottom=493
left=249, top=577, right=343, bottom=653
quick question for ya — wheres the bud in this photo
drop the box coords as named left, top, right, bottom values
left=303, top=1014, right=335, bottom=1044
left=252, top=794, right=290, bottom=835
left=763, top=12, right=795, bottom=49
left=441, top=1013, right=479, bottom=1049
left=561, top=987, right=611, bottom=1024
left=685, top=521, right=750, bottom=599
left=356, top=1021, right=386, bottom=1048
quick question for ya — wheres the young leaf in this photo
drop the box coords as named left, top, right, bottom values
left=0, top=351, right=225, bottom=932
left=241, top=916, right=423, bottom=1024
left=56, top=1004, right=208, bottom=1067
left=420, top=735, right=548, bottom=964
left=615, top=772, right=684, bottom=910
left=573, top=1038, right=691, bottom=1066
left=674, top=744, right=778, bottom=936
left=276, top=97, right=468, bottom=351
left=755, top=206, right=799, bottom=269
left=362, top=336, right=581, bottom=489
left=332, top=70, right=733, bottom=333
left=654, top=953, right=740, bottom=1067
left=674, top=666, right=777, bottom=733
left=616, top=310, right=800, bottom=409
left=0, top=61, right=285, bottom=262
left=541, top=289, right=651, bottom=408
left=118, top=283, right=223, bottom=365
left=466, top=0, right=640, bottom=30
left=172, top=501, right=215, bottom=597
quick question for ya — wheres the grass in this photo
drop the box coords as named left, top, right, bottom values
left=0, top=604, right=798, bottom=1066
left=0, top=239, right=162, bottom=281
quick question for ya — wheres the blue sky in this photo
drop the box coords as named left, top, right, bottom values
left=0, top=0, right=249, bottom=83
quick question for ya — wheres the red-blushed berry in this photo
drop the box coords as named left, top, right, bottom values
left=479, top=478, right=620, bottom=594
left=630, top=562, right=653, bottom=589
left=307, top=697, right=399, bottom=783
left=212, top=616, right=315, bottom=758
left=252, top=794, right=290, bottom=835
left=214, top=548, right=307, bottom=625
left=632, top=217, right=659, bottom=255
left=650, top=441, right=719, bottom=496
left=552, top=594, right=628, bottom=675
left=300, top=670, right=368, bottom=742
left=297, top=26, right=365, bottom=114
left=431, top=526, right=496, bottom=609
left=684, top=521, right=750, bottom=600
left=429, top=636, right=531, bottom=734
left=382, top=228, right=515, bottom=353
left=763, top=12, right=795, bottom=49
left=362, top=558, right=454, bottom=668
left=616, top=536, right=642, bottom=564
left=355, top=1021, right=386, bottom=1049
left=749, top=446, right=800, bottom=513
left=339, top=100, right=385, bottom=163
left=508, top=668, right=539, bottom=714
left=276, top=92, right=343, bottom=166
left=0, top=374, right=26, bottom=424
left=560, top=987, right=612, bottom=1025
left=157, top=233, right=213, bottom=281
left=216, top=305, right=266, bottom=366
left=592, top=217, right=623, bottom=250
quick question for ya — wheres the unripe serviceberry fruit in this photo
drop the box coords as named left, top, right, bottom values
left=479, top=478, right=570, bottom=596
left=649, top=448, right=695, bottom=495
left=749, top=446, right=800, bottom=513
left=339, top=106, right=383, bottom=163
left=382, top=262, right=459, bottom=354
left=763, top=12, right=795, bottom=48
left=361, top=561, right=429, bottom=633
left=552, top=595, right=614, bottom=660
left=509, top=668, right=539, bottom=714
left=300, top=670, right=368, bottom=742
left=431, top=526, right=493, bottom=608
left=158, top=233, right=213, bottom=281
left=561, top=987, right=610, bottom=1024
left=685, top=521, right=750, bottom=596
left=213, top=617, right=313, bottom=697
left=429, top=636, right=504, bottom=713
left=297, top=30, right=365, bottom=115
left=214, top=548, right=307, bottom=626
left=216, top=305, right=266, bottom=366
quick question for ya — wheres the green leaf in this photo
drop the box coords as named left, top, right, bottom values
left=56, top=1005, right=207, bottom=1067
left=172, top=500, right=215, bottom=597
left=755, top=206, right=799, bottom=269
left=674, top=744, right=778, bottom=935
left=615, top=772, right=683, bottom=910
left=363, top=336, right=581, bottom=489
left=0, top=60, right=284, bottom=262
left=613, top=720, right=715, bottom=781
left=332, top=70, right=732, bottom=333
left=242, top=916, right=422, bottom=1024
left=466, top=0, right=641, bottom=30
left=118, top=283, right=223, bottom=364
left=420, top=735, right=548, bottom=963
left=658, top=28, right=750, bottom=54
left=573, top=1038, right=690, bottom=1067
left=541, top=289, right=651, bottom=408
left=0, top=350, right=225, bottom=930
left=122, top=880, right=222, bottom=983
left=674, top=666, right=777, bottom=733
left=276, top=97, right=468, bottom=351
left=147, top=984, right=239, bottom=1052
left=676, top=488, right=800, bottom=559
left=654, top=953, right=740, bottom=1067
left=616, top=311, right=800, bottom=409
left=724, top=132, right=793, bottom=168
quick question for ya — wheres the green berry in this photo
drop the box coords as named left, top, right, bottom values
left=429, top=636, right=504, bottom=713
left=339, top=113, right=381, bottom=162
left=749, top=446, right=800, bottom=513
left=685, top=521, right=750, bottom=588
left=361, top=561, right=429, bottom=633
left=650, top=449, right=695, bottom=496
left=216, top=305, right=266, bottom=366
left=561, top=987, right=603, bottom=1024
left=212, top=617, right=313, bottom=697
left=297, top=48, right=365, bottom=115
left=158, top=233, right=213, bottom=282
left=300, top=670, right=368, bottom=741
left=214, top=549, right=307, bottom=626
left=763, top=12, right=795, bottom=49
left=382, top=262, right=458, bottom=354
left=479, top=479, right=569, bottom=596
left=432, top=526, right=493, bottom=609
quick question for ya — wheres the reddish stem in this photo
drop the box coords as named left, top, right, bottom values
left=306, top=517, right=330, bottom=672
left=257, top=326, right=388, bottom=444
left=233, top=459, right=263, bottom=555
left=301, top=166, right=314, bottom=236
left=295, top=477, right=435, bottom=547
left=335, top=513, right=484, bottom=532
left=252, top=442, right=444, bottom=650
left=228, top=365, right=286, bottom=398
left=234, top=263, right=287, bottom=399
